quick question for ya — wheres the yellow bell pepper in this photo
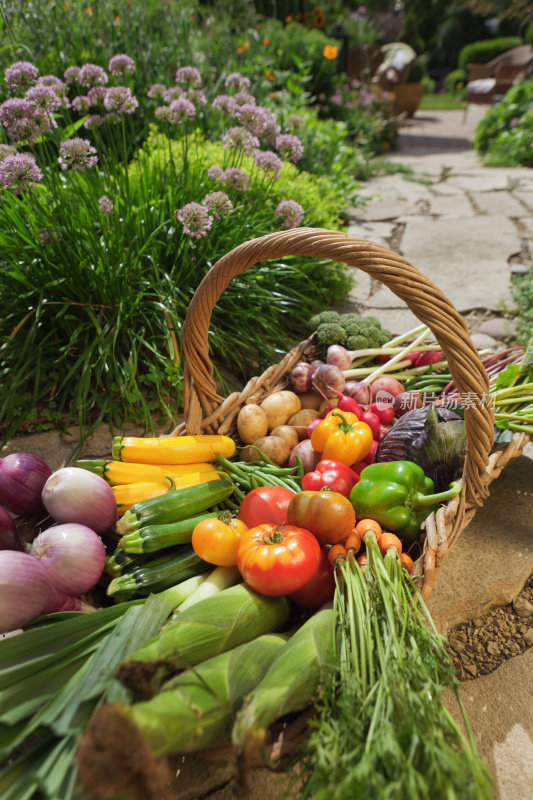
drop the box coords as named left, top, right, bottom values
left=310, top=410, right=373, bottom=466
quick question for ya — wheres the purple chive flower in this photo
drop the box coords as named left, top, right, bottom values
left=207, top=165, right=225, bottom=183
left=148, top=83, right=167, bottom=99
left=38, top=229, right=61, bottom=245
left=87, top=86, right=108, bottom=106
left=275, top=199, right=304, bottom=229
left=187, top=88, right=207, bottom=105
left=5, top=61, right=39, bottom=94
left=225, top=72, right=250, bottom=91
left=0, top=143, right=17, bottom=161
left=174, top=202, right=212, bottom=238
left=222, top=126, right=259, bottom=155
left=285, top=113, right=305, bottom=130
left=78, top=63, right=108, bottom=89
left=108, top=54, right=135, bottom=77
left=104, top=112, right=121, bottom=125
left=104, top=86, right=138, bottom=115
left=203, top=191, right=233, bottom=219
left=154, top=105, right=173, bottom=123
left=329, top=91, right=343, bottom=106
left=64, top=65, right=81, bottom=83
left=73, top=95, right=91, bottom=114
left=236, top=104, right=270, bottom=136
left=233, top=89, right=256, bottom=107
left=58, top=137, right=98, bottom=171
left=175, top=66, right=202, bottom=88
left=98, top=194, right=114, bottom=216
left=255, top=150, right=283, bottom=177
left=163, top=86, right=184, bottom=103
left=0, top=98, right=42, bottom=143
left=83, top=114, right=104, bottom=130
left=263, top=112, right=281, bottom=145
left=223, top=167, right=249, bottom=192
left=212, top=94, right=238, bottom=114
left=26, top=84, right=62, bottom=112
left=0, top=153, right=42, bottom=193
left=168, top=97, right=195, bottom=123
left=275, top=133, right=304, bottom=163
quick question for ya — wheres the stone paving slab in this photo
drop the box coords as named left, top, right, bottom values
left=447, top=172, right=520, bottom=192
left=429, top=192, right=476, bottom=217
left=469, top=191, right=526, bottom=217
left=399, top=215, right=518, bottom=311
left=514, top=190, right=533, bottom=210
left=346, top=220, right=396, bottom=248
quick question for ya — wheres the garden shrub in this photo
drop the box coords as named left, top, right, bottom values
left=444, top=69, right=468, bottom=94
left=458, top=37, right=523, bottom=71
left=474, top=79, right=533, bottom=165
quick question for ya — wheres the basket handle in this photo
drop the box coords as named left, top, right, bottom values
left=180, top=228, right=494, bottom=508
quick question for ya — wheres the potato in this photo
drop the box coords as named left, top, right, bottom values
left=260, top=391, right=301, bottom=430
left=240, top=436, right=290, bottom=466
left=237, top=404, right=269, bottom=444
left=287, top=409, right=321, bottom=440
left=298, top=390, right=323, bottom=411
left=271, top=424, right=299, bottom=451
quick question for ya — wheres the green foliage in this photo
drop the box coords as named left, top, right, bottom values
left=444, top=69, right=468, bottom=93
left=458, top=37, right=523, bottom=71
left=526, top=20, right=533, bottom=44
left=406, top=57, right=427, bottom=83
left=427, top=8, right=496, bottom=71
left=512, top=269, right=533, bottom=344
left=474, top=79, right=533, bottom=165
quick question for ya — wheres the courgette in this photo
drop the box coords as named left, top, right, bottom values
left=118, top=513, right=215, bottom=554
left=107, top=547, right=209, bottom=598
left=105, top=548, right=152, bottom=577
left=112, top=435, right=236, bottom=465
left=116, top=476, right=234, bottom=535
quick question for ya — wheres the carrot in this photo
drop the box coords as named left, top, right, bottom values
left=399, top=552, right=414, bottom=574
left=345, top=532, right=362, bottom=556
left=355, top=518, right=382, bottom=544
left=356, top=553, right=368, bottom=566
left=379, top=532, right=402, bottom=555
left=328, top=544, right=346, bottom=567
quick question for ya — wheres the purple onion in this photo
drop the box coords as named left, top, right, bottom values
left=287, top=439, right=320, bottom=473
left=0, top=550, right=52, bottom=633
left=0, top=505, right=25, bottom=551
left=42, top=467, right=117, bottom=533
left=31, top=523, right=106, bottom=595
left=344, top=380, right=371, bottom=407
left=291, top=361, right=316, bottom=393
left=41, top=582, right=82, bottom=614
left=326, top=345, right=353, bottom=371
left=312, top=363, right=346, bottom=397
left=0, top=453, right=52, bottom=516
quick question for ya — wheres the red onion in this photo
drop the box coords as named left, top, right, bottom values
left=326, top=345, right=354, bottom=371
left=0, top=453, right=51, bottom=516
left=312, top=364, right=346, bottom=397
left=0, top=505, right=25, bottom=551
left=288, top=440, right=320, bottom=474
left=42, top=583, right=82, bottom=614
left=30, top=523, right=106, bottom=595
left=291, top=362, right=316, bottom=393
left=42, top=467, right=117, bottom=533
left=0, top=550, right=52, bottom=633
left=370, top=376, right=405, bottom=401
left=344, top=381, right=371, bottom=406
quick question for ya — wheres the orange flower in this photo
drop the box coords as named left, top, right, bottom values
left=286, top=14, right=293, bottom=22
left=313, top=6, right=326, bottom=28
left=323, top=44, right=338, bottom=60
left=262, top=37, right=270, bottom=45
left=236, top=41, right=250, bottom=54
left=255, top=22, right=261, bottom=30
left=265, top=70, right=275, bottom=80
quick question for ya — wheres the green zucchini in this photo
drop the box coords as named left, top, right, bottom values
left=116, top=476, right=234, bottom=535
left=106, top=547, right=209, bottom=598
left=105, top=548, right=152, bottom=577
left=118, top=513, right=214, bottom=554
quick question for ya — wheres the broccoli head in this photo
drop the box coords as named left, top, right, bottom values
left=317, top=323, right=347, bottom=346
left=309, top=310, right=341, bottom=330
left=346, top=333, right=371, bottom=350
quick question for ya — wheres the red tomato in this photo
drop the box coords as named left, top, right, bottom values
left=237, top=486, right=295, bottom=528
left=192, top=516, right=248, bottom=566
left=236, top=523, right=320, bottom=596
left=287, top=490, right=355, bottom=546
left=289, top=547, right=335, bottom=608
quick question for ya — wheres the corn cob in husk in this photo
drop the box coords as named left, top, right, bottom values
left=232, top=606, right=335, bottom=756
left=117, top=584, right=291, bottom=697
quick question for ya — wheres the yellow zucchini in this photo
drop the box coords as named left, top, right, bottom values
left=77, top=459, right=219, bottom=486
left=112, top=473, right=221, bottom=514
left=112, top=435, right=236, bottom=465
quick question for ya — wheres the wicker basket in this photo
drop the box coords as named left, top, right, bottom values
left=171, top=227, right=530, bottom=600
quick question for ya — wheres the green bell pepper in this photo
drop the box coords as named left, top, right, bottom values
left=349, top=460, right=462, bottom=541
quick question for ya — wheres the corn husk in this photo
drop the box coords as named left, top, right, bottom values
left=232, top=606, right=335, bottom=755
left=118, top=584, right=291, bottom=697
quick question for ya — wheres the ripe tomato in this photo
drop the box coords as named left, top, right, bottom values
left=236, top=523, right=320, bottom=597
left=192, top=515, right=248, bottom=566
left=287, top=490, right=355, bottom=546
left=237, top=486, right=295, bottom=528
left=289, top=547, right=335, bottom=608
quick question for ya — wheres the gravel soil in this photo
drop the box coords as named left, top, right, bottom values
left=447, top=573, right=533, bottom=681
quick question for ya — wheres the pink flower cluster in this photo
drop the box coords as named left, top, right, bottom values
left=58, top=138, right=98, bottom=172
left=275, top=199, right=305, bottom=229
left=0, top=152, right=42, bottom=193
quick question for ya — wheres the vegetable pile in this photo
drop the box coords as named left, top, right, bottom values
left=1, top=320, right=531, bottom=800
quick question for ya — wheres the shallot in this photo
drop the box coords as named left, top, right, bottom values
left=0, top=550, right=52, bottom=633
left=291, top=362, right=317, bottom=393
left=0, top=505, right=24, bottom=551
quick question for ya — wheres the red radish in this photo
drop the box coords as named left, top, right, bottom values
left=415, top=350, right=443, bottom=367
left=393, top=391, right=425, bottom=417
left=306, top=418, right=322, bottom=438
left=370, top=401, right=395, bottom=426
left=370, top=376, right=405, bottom=401
left=316, top=385, right=364, bottom=420
left=361, top=410, right=380, bottom=439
